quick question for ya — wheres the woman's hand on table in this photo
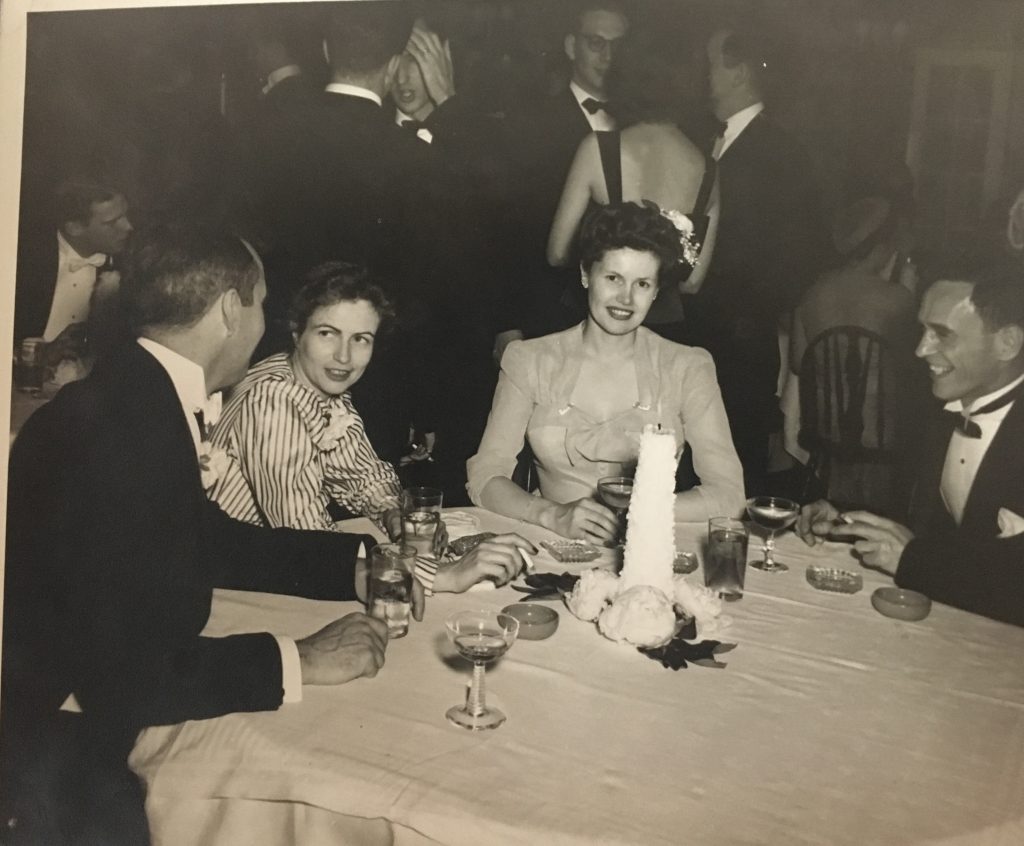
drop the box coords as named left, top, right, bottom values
left=433, top=533, right=537, bottom=593
left=297, top=613, right=394, bottom=685
left=542, top=498, right=619, bottom=545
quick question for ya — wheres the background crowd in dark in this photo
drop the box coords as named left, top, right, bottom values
left=13, top=0, right=1024, bottom=507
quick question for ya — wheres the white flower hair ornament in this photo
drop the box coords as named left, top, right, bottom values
left=661, top=208, right=702, bottom=267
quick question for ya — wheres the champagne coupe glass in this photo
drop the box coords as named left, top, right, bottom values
left=745, top=496, right=800, bottom=573
left=597, top=475, right=634, bottom=548
left=445, top=609, right=519, bottom=731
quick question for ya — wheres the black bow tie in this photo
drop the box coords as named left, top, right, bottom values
left=581, top=98, right=607, bottom=115
left=947, top=384, right=1022, bottom=438
left=400, top=119, right=425, bottom=132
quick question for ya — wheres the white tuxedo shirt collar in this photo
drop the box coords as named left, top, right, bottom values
left=262, top=64, right=301, bottom=96
left=324, top=83, right=382, bottom=107
left=717, top=101, right=764, bottom=159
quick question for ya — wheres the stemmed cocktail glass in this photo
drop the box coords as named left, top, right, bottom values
left=745, top=496, right=800, bottom=573
left=445, top=610, right=519, bottom=731
left=597, top=476, right=633, bottom=548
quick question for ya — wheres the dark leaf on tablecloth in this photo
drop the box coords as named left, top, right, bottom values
left=508, top=585, right=562, bottom=601
left=523, top=571, right=580, bottom=593
left=639, top=637, right=737, bottom=671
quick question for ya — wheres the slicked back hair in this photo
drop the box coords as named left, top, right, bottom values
left=123, top=225, right=261, bottom=333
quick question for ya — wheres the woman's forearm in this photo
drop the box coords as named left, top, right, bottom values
left=478, top=475, right=557, bottom=531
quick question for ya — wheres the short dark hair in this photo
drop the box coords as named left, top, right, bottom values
left=323, top=3, right=412, bottom=75
left=122, top=225, right=261, bottom=332
left=569, top=0, right=630, bottom=34
left=606, top=39, right=684, bottom=128
left=968, top=263, right=1024, bottom=335
left=719, top=27, right=770, bottom=94
left=54, top=177, right=120, bottom=228
left=288, top=261, right=394, bottom=339
left=578, top=201, right=684, bottom=284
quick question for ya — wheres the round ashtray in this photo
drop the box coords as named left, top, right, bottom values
left=806, top=566, right=863, bottom=594
left=501, top=603, right=559, bottom=640
left=871, top=587, right=932, bottom=621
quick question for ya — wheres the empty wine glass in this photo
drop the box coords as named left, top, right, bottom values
left=597, top=475, right=633, bottom=547
left=445, top=609, right=519, bottom=731
left=745, top=496, right=800, bottom=573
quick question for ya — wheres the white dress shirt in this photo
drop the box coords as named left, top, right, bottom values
left=940, top=373, right=1024, bottom=525
left=324, top=82, right=382, bottom=107
left=570, top=80, right=615, bottom=133
left=714, top=101, right=765, bottom=160
left=44, top=232, right=105, bottom=341
left=137, top=338, right=302, bottom=702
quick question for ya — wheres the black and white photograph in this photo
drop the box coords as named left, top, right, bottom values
left=1, top=0, right=1023, bottom=843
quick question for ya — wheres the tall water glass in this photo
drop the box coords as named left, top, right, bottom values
left=705, top=517, right=748, bottom=601
left=401, top=486, right=444, bottom=561
left=368, top=543, right=416, bottom=638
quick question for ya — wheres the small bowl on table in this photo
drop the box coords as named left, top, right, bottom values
left=870, top=587, right=932, bottom=621
left=501, top=603, right=560, bottom=640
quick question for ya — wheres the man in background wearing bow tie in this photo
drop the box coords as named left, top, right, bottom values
left=797, top=255, right=1024, bottom=627
left=14, top=177, right=133, bottom=361
left=502, top=0, right=629, bottom=346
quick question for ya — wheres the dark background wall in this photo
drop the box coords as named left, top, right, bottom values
left=17, top=0, right=1024, bottom=254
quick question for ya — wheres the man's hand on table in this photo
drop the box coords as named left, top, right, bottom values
left=297, top=613, right=391, bottom=685
left=433, top=533, right=536, bottom=593
left=797, top=500, right=913, bottom=576
left=826, top=511, right=914, bottom=576
left=796, top=499, right=842, bottom=545
left=543, top=498, right=618, bottom=545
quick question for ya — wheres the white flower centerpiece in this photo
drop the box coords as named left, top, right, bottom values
left=566, top=423, right=724, bottom=647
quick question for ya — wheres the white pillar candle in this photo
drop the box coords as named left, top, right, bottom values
left=620, top=424, right=677, bottom=598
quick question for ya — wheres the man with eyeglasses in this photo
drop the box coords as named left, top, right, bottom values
left=500, top=1, right=630, bottom=350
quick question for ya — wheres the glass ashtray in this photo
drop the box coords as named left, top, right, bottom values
left=673, top=551, right=699, bottom=575
left=540, top=540, right=601, bottom=563
left=806, top=565, right=863, bottom=594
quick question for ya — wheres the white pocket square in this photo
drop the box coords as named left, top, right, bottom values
left=996, top=508, right=1024, bottom=539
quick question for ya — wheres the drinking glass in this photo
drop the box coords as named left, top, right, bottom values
left=597, top=475, right=633, bottom=547
left=401, top=486, right=444, bottom=561
left=745, top=496, right=800, bottom=573
left=445, top=609, right=519, bottom=731
left=368, top=543, right=416, bottom=638
left=705, top=517, right=748, bottom=601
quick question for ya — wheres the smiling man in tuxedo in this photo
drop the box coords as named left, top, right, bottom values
left=2, top=225, right=421, bottom=844
left=797, top=255, right=1024, bottom=627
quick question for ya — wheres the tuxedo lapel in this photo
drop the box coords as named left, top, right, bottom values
left=908, top=407, right=957, bottom=536
left=960, top=398, right=1024, bottom=536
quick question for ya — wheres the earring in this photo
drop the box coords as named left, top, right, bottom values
left=581, top=276, right=588, bottom=289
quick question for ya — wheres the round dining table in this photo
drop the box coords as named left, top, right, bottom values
left=129, top=508, right=1024, bottom=846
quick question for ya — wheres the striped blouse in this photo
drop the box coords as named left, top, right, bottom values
left=208, top=353, right=401, bottom=531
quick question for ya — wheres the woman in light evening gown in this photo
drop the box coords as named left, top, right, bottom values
left=468, top=203, right=745, bottom=545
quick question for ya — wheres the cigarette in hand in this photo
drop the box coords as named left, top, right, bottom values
left=519, top=548, right=536, bottom=573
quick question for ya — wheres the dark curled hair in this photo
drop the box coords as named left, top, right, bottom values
left=288, top=261, right=395, bottom=339
left=578, top=201, right=684, bottom=285
left=123, top=224, right=260, bottom=332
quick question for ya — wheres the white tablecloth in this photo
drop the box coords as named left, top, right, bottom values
left=129, top=509, right=1024, bottom=846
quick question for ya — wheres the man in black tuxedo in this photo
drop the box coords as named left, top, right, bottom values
left=2, top=226, right=417, bottom=844
left=798, top=257, right=1024, bottom=627
left=14, top=177, right=133, bottom=357
left=501, top=0, right=630, bottom=347
left=685, top=26, right=827, bottom=495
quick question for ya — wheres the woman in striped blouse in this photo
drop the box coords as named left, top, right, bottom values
left=209, top=262, right=531, bottom=593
